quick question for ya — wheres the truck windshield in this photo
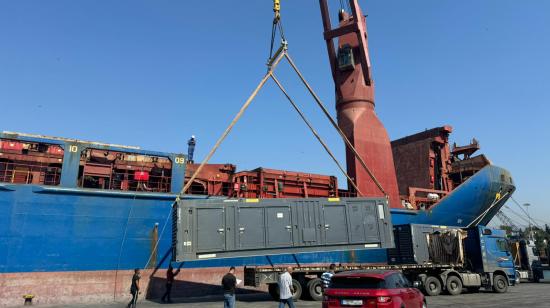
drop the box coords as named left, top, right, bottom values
left=330, top=277, right=385, bottom=289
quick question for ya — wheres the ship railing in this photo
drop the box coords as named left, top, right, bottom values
left=0, top=161, right=61, bottom=186
left=106, top=171, right=172, bottom=193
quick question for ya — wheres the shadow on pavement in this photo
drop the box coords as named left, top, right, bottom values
left=146, top=277, right=269, bottom=304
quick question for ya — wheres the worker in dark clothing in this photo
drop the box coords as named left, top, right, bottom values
left=221, top=266, right=237, bottom=308
left=128, top=268, right=141, bottom=308
left=161, top=264, right=181, bottom=303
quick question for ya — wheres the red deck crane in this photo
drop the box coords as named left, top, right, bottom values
left=319, top=0, right=401, bottom=207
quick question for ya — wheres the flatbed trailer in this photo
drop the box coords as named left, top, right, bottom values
left=244, top=225, right=516, bottom=301
left=244, top=263, right=462, bottom=301
left=244, top=262, right=509, bottom=301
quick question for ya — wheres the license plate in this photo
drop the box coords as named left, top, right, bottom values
left=341, top=299, right=363, bottom=306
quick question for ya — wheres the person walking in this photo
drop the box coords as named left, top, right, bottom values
left=321, top=263, right=336, bottom=291
left=128, top=268, right=141, bottom=308
left=221, top=266, right=237, bottom=308
left=278, top=266, right=295, bottom=308
left=161, top=264, right=181, bottom=303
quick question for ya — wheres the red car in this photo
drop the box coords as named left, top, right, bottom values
left=322, top=270, right=426, bottom=308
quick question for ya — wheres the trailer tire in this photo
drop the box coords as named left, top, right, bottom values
left=268, top=279, right=302, bottom=301
left=307, top=278, right=324, bottom=301
left=291, top=279, right=302, bottom=301
left=268, top=284, right=279, bottom=300
left=493, top=275, right=508, bottom=293
left=423, top=276, right=442, bottom=296
left=446, top=276, right=463, bottom=296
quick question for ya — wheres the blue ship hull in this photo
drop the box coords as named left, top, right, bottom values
left=0, top=165, right=514, bottom=273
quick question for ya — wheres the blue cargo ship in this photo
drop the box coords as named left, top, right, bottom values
left=0, top=131, right=515, bottom=306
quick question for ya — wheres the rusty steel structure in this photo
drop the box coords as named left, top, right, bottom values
left=319, top=0, right=401, bottom=207
left=185, top=164, right=338, bottom=199
left=232, top=168, right=338, bottom=198
left=185, top=163, right=236, bottom=196
left=0, top=139, right=63, bottom=186
left=391, top=126, right=491, bottom=209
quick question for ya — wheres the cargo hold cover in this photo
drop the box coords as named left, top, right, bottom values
left=173, top=197, right=393, bottom=262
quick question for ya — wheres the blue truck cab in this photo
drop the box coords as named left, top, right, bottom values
left=464, top=226, right=516, bottom=289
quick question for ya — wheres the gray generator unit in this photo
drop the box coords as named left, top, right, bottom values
left=173, top=197, right=393, bottom=262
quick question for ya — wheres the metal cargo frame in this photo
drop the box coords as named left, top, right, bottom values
left=387, top=224, right=465, bottom=266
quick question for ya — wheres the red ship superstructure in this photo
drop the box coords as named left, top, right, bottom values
left=184, top=126, right=490, bottom=210
left=391, top=126, right=490, bottom=209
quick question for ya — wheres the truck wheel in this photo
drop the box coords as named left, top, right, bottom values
left=268, top=284, right=280, bottom=300
left=493, top=275, right=508, bottom=293
left=423, top=276, right=442, bottom=296
left=307, top=278, right=324, bottom=301
left=446, top=276, right=463, bottom=296
left=291, top=279, right=302, bottom=301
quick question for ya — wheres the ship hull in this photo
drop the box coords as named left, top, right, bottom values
left=0, top=165, right=514, bottom=306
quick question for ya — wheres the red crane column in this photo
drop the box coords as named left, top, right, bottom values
left=319, top=0, right=401, bottom=208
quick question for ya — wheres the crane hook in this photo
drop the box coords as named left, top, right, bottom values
left=268, top=0, right=286, bottom=63
left=273, top=0, right=281, bottom=22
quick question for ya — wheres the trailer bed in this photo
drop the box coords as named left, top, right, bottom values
left=244, top=262, right=463, bottom=287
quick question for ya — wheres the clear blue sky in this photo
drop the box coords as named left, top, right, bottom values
left=1, top=1, right=548, bottom=227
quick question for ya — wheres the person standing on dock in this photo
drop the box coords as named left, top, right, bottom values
left=321, top=263, right=336, bottom=291
left=128, top=268, right=141, bottom=308
left=278, top=267, right=296, bottom=308
left=161, top=264, right=181, bottom=303
left=221, top=266, right=237, bottom=308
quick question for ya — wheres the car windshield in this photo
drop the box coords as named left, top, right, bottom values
left=330, top=276, right=385, bottom=289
